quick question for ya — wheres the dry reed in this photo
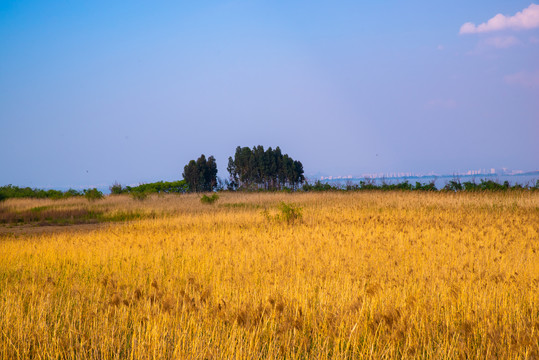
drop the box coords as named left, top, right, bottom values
left=0, top=191, right=538, bottom=359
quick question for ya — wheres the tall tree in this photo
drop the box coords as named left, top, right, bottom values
left=227, top=145, right=304, bottom=190
left=196, top=154, right=207, bottom=192
left=182, top=154, right=218, bottom=192
left=206, top=156, right=218, bottom=191
left=182, top=160, right=199, bottom=192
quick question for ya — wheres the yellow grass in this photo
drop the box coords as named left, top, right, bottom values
left=1, top=192, right=538, bottom=359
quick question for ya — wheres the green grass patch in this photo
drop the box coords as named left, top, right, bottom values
left=200, top=193, right=219, bottom=205
left=29, top=206, right=54, bottom=213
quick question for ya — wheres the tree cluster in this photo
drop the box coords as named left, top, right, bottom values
left=227, top=146, right=304, bottom=190
left=182, top=155, right=218, bottom=192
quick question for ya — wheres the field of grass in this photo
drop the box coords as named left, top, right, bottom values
left=1, top=192, right=538, bottom=359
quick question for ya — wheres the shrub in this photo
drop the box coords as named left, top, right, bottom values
left=479, top=179, right=506, bottom=191
left=124, top=181, right=188, bottom=195
left=110, top=182, right=124, bottom=195
left=45, top=189, right=64, bottom=200
left=463, top=181, right=478, bottom=192
left=303, top=180, right=337, bottom=192
left=64, top=189, right=83, bottom=198
left=131, top=191, right=149, bottom=201
left=0, top=185, right=84, bottom=199
left=278, top=202, right=302, bottom=223
left=200, top=193, right=219, bottom=205
left=444, top=179, right=463, bottom=192
left=263, top=202, right=303, bottom=224
left=84, top=188, right=104, bottom=202
left=414, top=181, right=437, bottom=191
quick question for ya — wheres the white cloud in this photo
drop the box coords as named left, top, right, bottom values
left=460, top=3, right=539, bottom=34
left=484, top=35, right=521, bottom=48
left=504, top=70, right=539, bottom=88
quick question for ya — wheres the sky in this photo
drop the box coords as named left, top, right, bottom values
left=1, top=1, right=538, bottom=188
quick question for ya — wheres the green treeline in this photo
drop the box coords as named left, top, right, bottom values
left=2, top=143, right=538, bottom=201
left=110, top=181, right=188, bottom=195
left=0, top=185, right=86, bottom=200
left=304, top=178, right=539, bottom=192
left=227, top=146, right=305, bottom=190
left=1, top=178, right=538, bottom=201
left=0, top=181, right=189, bottom=201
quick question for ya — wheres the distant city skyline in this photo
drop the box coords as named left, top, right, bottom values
left=1, top=1, right=538, bottom=188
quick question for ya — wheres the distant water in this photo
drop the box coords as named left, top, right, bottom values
left=317, top=173, right=539, bottom=189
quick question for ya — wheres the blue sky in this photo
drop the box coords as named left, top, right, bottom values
left=1, top=1, right=538, bottom=188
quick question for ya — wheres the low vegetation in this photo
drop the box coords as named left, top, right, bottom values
left=1, top=192, right=538, bottom=358
left=2, top=177, right=536, bottom=203
left=200, top=193, right=219, bottom=205
left=110, top=180, right=189, bottom=195
left=262, top=201, right=303, bottom=224
left=0, top=185, right=84, bottom=200
left=303, top=178, right=539, bottom=192
left=84, top=188, right=104, bottom=202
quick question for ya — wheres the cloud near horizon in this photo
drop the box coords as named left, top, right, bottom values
left=460, top=3, right=539, bottom=34
left=484, top=35, right=521, bottom=48
left=504, top=70, right=539, bottom=88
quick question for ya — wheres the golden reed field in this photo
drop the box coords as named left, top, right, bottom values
left=1, top=191, right=538, bottom=359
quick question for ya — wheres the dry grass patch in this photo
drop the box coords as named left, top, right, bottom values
left=0, top=191, right=538, bottom=359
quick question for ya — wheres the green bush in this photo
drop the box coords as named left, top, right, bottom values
left=131, top=191, right=149, bottom=201
left=0, top=185, right=83, bottom=199
left=84, top=188, right=104, bottom=202
left=124, top=180, right=188, bottom=195
left=413, top=181, right=437, bottom=191
left=200, top=193, right=219, bottom=205
left=278, top=202, right=302, bottom=223
left=444, top=179, right=463, bottom=191
left=303, top=180, right=339, bottom=191
left=263, top=202, right=303, bottom=224
left=110, top=182, right=124, bottom=195
left=64, top=189, right=83, bottom=197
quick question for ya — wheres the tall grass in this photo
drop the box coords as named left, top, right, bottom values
left=0, top=192, right=538, bottom=359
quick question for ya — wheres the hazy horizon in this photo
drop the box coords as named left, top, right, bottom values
left=1, top=1, right=538, bottom=188
left=9, top=167, right=539, bottom=192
